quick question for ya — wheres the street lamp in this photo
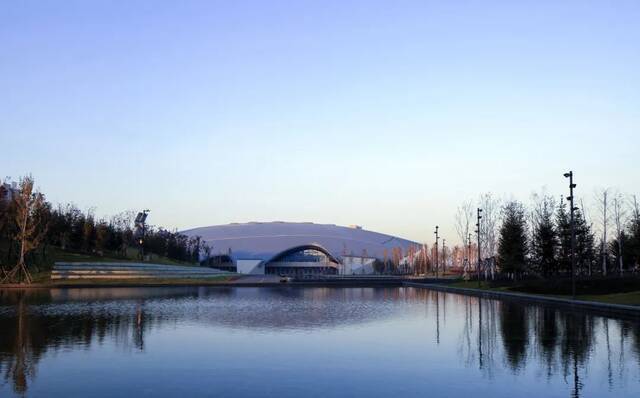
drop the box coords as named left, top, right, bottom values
left=564, top=171, right=577, bottom=298
left=135, top=209, right=150, bottom=260
left=476, top=208, right=482, bottom=287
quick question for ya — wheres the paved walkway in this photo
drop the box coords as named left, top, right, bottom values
left=230, top=275, right=281, bottom=284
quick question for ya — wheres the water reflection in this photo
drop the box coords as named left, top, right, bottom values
left=452, top=293, right=639, bottom=397
left=0, top=287, right=639, bottom=397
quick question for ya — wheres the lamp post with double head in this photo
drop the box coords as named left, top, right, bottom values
left=476, top=208, right=482, bottom=287
left=564, top=171, right=577, bottom=298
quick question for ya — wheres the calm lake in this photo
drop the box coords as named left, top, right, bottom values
left=0, top=287, right=639, bottom=397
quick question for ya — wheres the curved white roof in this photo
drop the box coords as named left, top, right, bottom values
left=181, top=222, right=419, bottom=262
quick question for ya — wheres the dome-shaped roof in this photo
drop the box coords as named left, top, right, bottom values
left=181, top=221, right=419, bottom=262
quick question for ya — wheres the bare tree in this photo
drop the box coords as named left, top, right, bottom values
left=455, top=200, right=474, bottom=260
left=418, top=243, right=429, bottom=275
left=612, top=192, right=627, bottom=274
left=478, top=193, right=500, bottom=259
left=478, top=193, right=501, bottom=279
left=0, top=177, right=10, bottom=275
left=1, top=176, right=49, bottom=284
left=594, top=188, right=611, bottom=275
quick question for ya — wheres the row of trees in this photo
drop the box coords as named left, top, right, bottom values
left=454, top=190, right=640, bottom=279
left=1, top=175, right=207, bottom=282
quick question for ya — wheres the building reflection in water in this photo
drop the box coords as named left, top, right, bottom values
left=0, top=287, right=638, bottom=397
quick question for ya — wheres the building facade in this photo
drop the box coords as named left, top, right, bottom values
left=182, top=221, right=420, bottom=279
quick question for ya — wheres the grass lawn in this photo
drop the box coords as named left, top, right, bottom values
left=578, top=291, right=640, bottom=306
left=446, top=279, right=640, bottom=306
left=48, top=247, right=137, bottom=264
left=49, top=246, right=196, bottom=266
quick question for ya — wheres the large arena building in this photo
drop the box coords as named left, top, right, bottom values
left=182, top=222, right=421, bottom=278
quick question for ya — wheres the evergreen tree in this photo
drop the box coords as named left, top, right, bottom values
left=94, top=221, right=110, bottom=255
left=531, top=195, right=558, bottom=277
left=555, top=198, right=571, bottom=275
left=82, top=213, right=96, bottom=253
left=498, top=201, right=528, bottom=278
left=574, top=210, right=596, bottom=276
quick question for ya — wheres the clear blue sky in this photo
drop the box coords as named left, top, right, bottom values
left=2, top=1, right=639, bottom=243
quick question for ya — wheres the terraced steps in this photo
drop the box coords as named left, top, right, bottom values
left=52, top=262, right=230, bottom=280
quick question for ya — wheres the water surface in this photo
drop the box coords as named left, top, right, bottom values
left=0, top=287, right=638, bottom=397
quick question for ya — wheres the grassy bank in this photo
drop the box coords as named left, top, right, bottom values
left=578, top=291, right=640, bottom=306
left=448, top=280, right=640, bottom=306
left=46, top=246, right=197, bottom=266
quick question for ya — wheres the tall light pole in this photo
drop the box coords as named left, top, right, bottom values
left=434, top=226, right=439, bottom=279
left=476, top=208, right=482, bottom=287
left=564, top=171, right=577, bottom=298
left=135, top=209, right=150, bottom=261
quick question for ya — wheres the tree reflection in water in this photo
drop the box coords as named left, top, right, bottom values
left=456, top=294, right=638, bottom=398
left=500, top=301, right=529, bottom=371
left=0, top=289, right=150, bottom=394
left=0, top=287, right=638, bottom=397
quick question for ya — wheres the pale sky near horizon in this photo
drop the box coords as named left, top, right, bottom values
left=2, top=1, right=639, bottom=244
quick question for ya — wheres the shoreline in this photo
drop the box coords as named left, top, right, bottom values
left=0, top=276, right=414, bottom=289
left=0, top=275, right=451, bottom=289
left=403, top=282, right=640, bottom=317
left=2, top=278, right=639, bottom=317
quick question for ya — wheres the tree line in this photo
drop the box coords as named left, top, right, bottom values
left=1, top=175, right=207, bottom=282
left=455, top=190, right=640, bottom=280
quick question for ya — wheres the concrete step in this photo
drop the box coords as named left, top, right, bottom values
left=51, top=273, right=226, bottom=280
left=52, top=270, right=221, bottom=277
left=54, top=267, right=220, bottom=273
left=52, top=262, right=230, bottom=280
left=55, top=262, right=209, bottom=270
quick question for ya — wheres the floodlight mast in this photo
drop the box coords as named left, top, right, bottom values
left=476, top=208, right=482, bottom=288
left=564, top=171, right=577, bottom=298
left=138, top=209, right=150, bottom=260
